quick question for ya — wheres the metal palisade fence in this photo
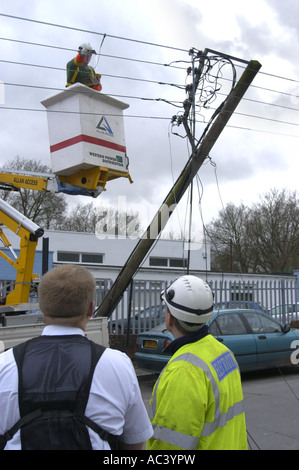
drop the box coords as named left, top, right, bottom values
left=95, top=279, right=167, bottom=335
left=210, top=279, right=298, bottom=324
left=95, top=277, right=298, bottom=335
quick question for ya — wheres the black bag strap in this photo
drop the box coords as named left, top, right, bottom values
left=75, top=340, right=105, bottom=415
left=1, top=337, right=118, bottom=450
left=73, top=340, right=119, bottom=449
left=75, top=414, right=119, bottom=450
left=0, top=409, right=42, bottom=450
left=0, top=409, right=119, bottom=451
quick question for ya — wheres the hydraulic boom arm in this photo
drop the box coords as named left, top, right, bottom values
left=0, top=167, right=132, bottom=197
left=0, top=198, right=44, bottom=305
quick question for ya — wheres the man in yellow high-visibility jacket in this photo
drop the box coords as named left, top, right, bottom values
left=147, top=275, right=248, bottom=451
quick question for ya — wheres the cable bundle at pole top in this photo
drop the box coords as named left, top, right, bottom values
left=1, top=12, right=299, bottom=138
left=171, top=48, right=239, bottom=149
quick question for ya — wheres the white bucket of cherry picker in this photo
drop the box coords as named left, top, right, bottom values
left=41, top=83, right=129, bottom=176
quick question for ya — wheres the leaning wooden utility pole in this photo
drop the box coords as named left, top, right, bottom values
left=94, top=58, right=262, bottom=318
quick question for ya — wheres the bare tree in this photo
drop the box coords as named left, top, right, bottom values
left=207, top=203, right=252, bottom=272
left=1, top=156, right=67, bottom=229
left=207, top=189, right=299, bottom=274
left=249, top=189, right=299, bottom=273
left=63, top=201, right=143, bottom=238
left=63, top=202, right=99, bottom=232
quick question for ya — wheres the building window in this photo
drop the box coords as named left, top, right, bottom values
left=149, top=257, right=168, bottom=267
left=169, top=258, right=187, bottom=268
left=57, top=252, right=80, bottom=263
left=149, top=257, right=187, bottom=268
left=57, top=252, right=103, bottom=265
left=82, top=253, right=103, bottom=264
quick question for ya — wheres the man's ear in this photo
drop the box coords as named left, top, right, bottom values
left=165, top=307, right=174, bottom=327
left=87, top=300, right=95, bottom=318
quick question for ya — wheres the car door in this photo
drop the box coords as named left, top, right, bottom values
left=210, top=312, right=258, bottom=371
left=241, top=311, right=293, bottom=369
left=259, top=313, right=295, bottom=368
left=240, top=311, right=271, bottom=369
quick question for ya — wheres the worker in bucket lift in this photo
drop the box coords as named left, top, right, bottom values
left=66, top=42, right=102, bottom=91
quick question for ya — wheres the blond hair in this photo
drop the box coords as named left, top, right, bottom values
left=38, top=265, right=96, bottom=319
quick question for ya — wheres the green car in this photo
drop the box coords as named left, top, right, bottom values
left=134, top=309, right=299, bottom=373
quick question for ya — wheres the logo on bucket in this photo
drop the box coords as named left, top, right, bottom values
left=96, top=117, right=114, bottom=136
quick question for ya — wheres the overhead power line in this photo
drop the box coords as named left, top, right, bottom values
left=1, top=13, right=299, bottom=139
left=0, top=105, right=172, bottom=121
left=1, top=15, right=299, bottom=99
left=2, top=105, right=299, bottom=139
left=4, top=80, right=299, bottom=118
left=1, top=78, right=299, bottom=136
left=0, top=37, right=187, bottom=70
left=0, top=13, right=189, bottom=53
left=2, top=101, right=299, bottom=137
left=0, top=52, right=299, bottom=106
left=2, top=56, right=299, bottom=107
left=2, top=15, right=299, bottom=85
left=0, top=59, right=185, bottom=90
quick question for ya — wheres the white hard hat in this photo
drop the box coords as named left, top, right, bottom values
left=161, top=275, right=214, bottom=327
left=78, top=42, right=95, bottom=56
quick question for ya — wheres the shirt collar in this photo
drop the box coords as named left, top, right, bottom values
left=163, top=324, right=210, bottom=356
left=42, top=325, right=85, bottom=336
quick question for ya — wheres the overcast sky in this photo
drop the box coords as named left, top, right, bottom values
left=0, top=0, right=298, bottom=238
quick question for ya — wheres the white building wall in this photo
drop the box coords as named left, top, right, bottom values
left=36, top=229, right=211, bottom=280
left=2, top=228, right=296, bottom=314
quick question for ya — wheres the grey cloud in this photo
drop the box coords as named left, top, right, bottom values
left=265, top=0, right=299, bottom=31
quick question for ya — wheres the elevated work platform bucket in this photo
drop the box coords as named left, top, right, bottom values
left=41, top=84, right=132, bottom=194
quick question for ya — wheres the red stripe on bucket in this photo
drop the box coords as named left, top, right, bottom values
left=50, top=134, right=126, bottom=153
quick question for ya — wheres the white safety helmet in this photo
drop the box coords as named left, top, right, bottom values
left=78, top=42, right=96, bottom=57
left=161, top=275, right=214, bottom=329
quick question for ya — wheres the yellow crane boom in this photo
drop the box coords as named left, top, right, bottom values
left=0, top=198, right=44, bottom=305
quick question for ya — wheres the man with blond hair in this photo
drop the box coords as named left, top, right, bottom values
left=0, top=265, right=153, bottom=450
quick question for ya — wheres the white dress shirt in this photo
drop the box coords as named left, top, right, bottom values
left=0, top=325, right=153, bottom=450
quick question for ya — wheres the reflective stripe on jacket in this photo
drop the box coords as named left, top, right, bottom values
left=147, top=334, right=247, bottom=450
left=66, top=59, right=97, bottom=87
